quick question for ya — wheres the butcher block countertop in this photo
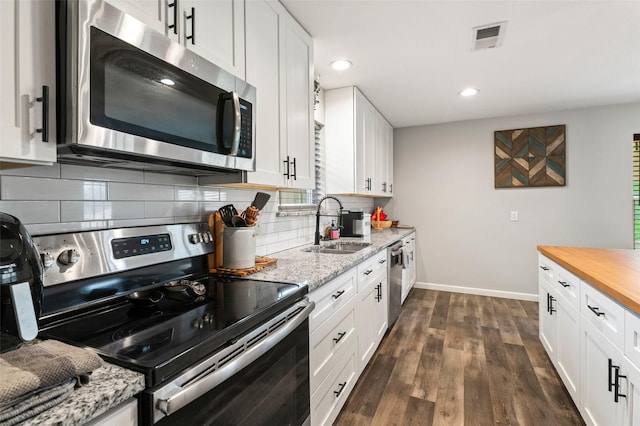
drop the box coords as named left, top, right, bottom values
left=538, top=245, right=640, bottom=315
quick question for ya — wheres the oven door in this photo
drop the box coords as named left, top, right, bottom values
left=144, top=299, right=314, bottom=426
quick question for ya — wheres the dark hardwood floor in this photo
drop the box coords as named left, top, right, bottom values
left=334, top=289, right=585, bottom=426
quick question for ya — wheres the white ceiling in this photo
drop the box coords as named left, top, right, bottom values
left=280, top=0, right=640, bottom=128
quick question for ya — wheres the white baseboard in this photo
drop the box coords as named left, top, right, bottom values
left=413, top=281, right=538, bottom=301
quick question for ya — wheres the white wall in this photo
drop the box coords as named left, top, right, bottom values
left=392, top=102, right=640, bottom=298
left=0, top=164, right=372, bottom=256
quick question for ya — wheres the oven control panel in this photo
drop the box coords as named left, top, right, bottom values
left=111, top=233, right=172, bottom=259
left=33, top=222, right=213, bottom=287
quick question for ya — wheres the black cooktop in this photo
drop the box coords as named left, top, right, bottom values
left=40, top=276, right=306, bottom=387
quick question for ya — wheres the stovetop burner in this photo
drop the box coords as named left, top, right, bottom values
left=41, top=276, right=306, bottom=386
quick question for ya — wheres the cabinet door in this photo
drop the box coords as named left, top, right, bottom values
left=181, top=0, right=245, bottom=78
left=244, top=0, right=285, bottom=187
left=375, top=273, right=389, bottom=343
left=539, top=280, right=557, bottom=359
left=0, top=0, right=56, bottom=165
left=283, top=17, right=314, bottom=189
left=106, top=0, right=165, bottom=34
left=354, top=90, right=376, bottom=194
left=581, top=319, right=626, bottom=426
left=556, top=298, right=581, bottom=405
left=357, top=269, right=387, bottom=373
left=375, top=112, right=388, bottom=196
left=622, top=357, right=640, bottom=426
left=386, top=121, right=394, bottom=195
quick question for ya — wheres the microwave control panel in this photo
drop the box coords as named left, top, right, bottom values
left=238, top=101, right=253, bottom=158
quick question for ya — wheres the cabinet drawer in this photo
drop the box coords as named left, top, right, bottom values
left=581, top=281, right=625, bottom=351
left=310, top=301, right=357, bottom=393
left=309, top=268, right=357, bottom=331
left=555, top=266, right=581, bottom=311
left=538, top=254, right=556, bottom=286
left=357, top=250, right=387, bottom=291
left=310, top=338, right=358, bottom=426
left=625, top=310, right=640, bottom=368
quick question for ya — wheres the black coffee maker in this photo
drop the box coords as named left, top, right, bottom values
left=0, top=212, right=44, bottom=342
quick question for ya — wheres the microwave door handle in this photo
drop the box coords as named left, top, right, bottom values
left=216, top=91, right=241, bottom=155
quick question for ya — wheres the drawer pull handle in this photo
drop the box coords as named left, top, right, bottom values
left=364, top=270, right=373, bottom=276
left=614, top=368, right=627, bottom=403
left=609, top=358, right=615, bottom=392
left=332, top=290, right=345, bottom=300
left=333, top=332, right=346, bottom=344
left=334, top=381, right=347, bottom=397
left=548, top=294, right=556, bottom=314
left=588, top=305, right=605, bottom=317
left=378, top=259, right=386, bottom=264
left=540, top=266, right=549, bottom=271
left=36, top=86, right=50, bottom=142
left=558, top=281, right=570, bottom=288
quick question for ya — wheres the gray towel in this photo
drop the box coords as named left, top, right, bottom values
left=0, top=340, right=103, bottom=404
left=0, top=378, right=76, bottom=426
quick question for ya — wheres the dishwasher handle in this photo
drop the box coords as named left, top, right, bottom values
left=390, top=245, right=404, bottom=267
left=154, top=299, right=315, bottom=422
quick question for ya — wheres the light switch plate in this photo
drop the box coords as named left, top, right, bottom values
left=510, top=211, right=519, bottom=222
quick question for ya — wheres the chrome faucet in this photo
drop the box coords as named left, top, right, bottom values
left=315, top=195, right=344, bottom=245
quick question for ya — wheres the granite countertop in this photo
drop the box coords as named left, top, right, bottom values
left=250, top=227, right=416, bottom=292
left=12, top=227, right=413, bottom=425
left=538, top=245, right=640, bottom=315
left=20, top=362, right=145, bottom=426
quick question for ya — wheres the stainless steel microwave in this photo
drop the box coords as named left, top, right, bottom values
left=56, top=0, right=256, bottom=176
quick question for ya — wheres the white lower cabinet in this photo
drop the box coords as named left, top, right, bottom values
left=85, top=398, right=138, bottom=426
left=539, top=269, right=580, bottom=404
left=356, top=250, right=388, bottom=373
left=539, top=253, right=640, bottom=426
left=581, top=318, right=626, bottom=425
left=309, top=250, right=390, bottom=426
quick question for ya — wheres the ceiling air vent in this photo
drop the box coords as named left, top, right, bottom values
left=472, top=21, right=507, bottom=50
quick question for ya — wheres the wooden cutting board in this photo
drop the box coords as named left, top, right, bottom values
left=208, top=211, right=224, bottom=270
left=210, top=256, right=278, bottom=276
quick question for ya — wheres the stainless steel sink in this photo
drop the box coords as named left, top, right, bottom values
left=302, top=242, right=371, bottom=254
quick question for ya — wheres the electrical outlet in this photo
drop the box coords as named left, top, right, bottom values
left=510, top=211, right=519, bottom=222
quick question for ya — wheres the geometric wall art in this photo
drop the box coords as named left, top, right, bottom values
left=494, top=124, right=566, bottom=188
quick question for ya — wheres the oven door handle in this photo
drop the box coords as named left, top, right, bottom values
left=154, top=299, right=315, bottom=421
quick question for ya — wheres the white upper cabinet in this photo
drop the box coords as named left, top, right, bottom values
left=180, top=0, right=245, bottom=79
left=244, top=0, right=315, bottom=189
left=108, top=0, right=245, bottom=78
left=282, top=18, right=315, bottom=189
left=325, top=86, right=393, bottom=197
left=106, top=0, right=165, bottom=34
left=0, top=0, right=57, bottom=166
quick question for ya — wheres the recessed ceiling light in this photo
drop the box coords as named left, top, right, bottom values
left=160, top=78, right=175, bottom=86
left=330, top=59, right=352, bottom=71
left=460, top=88, right=479, bottom=97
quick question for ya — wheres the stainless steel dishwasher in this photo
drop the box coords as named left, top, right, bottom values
left=388, top=241, right=404, bottom=327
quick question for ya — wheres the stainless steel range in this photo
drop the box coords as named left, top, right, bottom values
left=34, top=223, right=313, bottom=425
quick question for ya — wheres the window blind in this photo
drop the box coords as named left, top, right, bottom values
left=634, top=135, right=639, bottom=249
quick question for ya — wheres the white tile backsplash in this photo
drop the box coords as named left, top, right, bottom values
left=1, top=176, right=108, bottom=200
left=60, top=165, right=144, bottom=183
left=0, top=201, right=60, bottom=223
left=0, top=163, right=374, bottom=255
left=144, top=172, right=197, bottom=186
left=145, top=201, right=199, bottom=218
left=108, top=182, right=174, bottom=201
left=174, top=186, right=199, bottom=201
left=0, top=164, right=61, bottom=178
left=61, top=201, right=145, bottom=221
